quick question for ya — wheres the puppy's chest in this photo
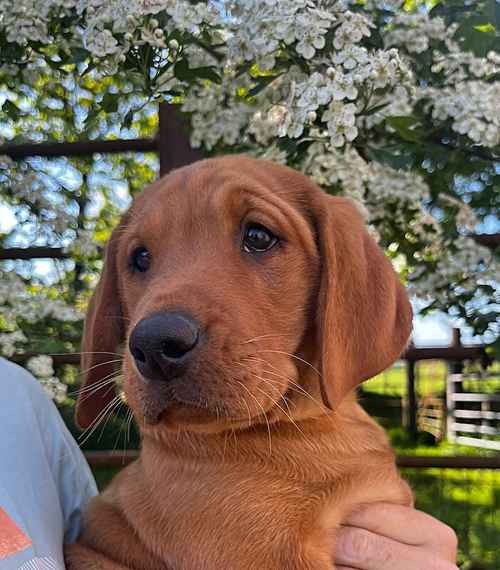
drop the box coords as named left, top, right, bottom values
left=119, top=458, right=340, bottom=568
left=127, top=458, right=331, bottom=526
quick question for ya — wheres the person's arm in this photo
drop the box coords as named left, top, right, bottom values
left=51, top=405, right=98, bottom=544
left=0, top=357, right=98, bottom=568
left=334, top=503, right=458, bottom=570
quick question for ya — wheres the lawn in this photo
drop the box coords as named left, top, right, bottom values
left=364, top=360, right=500, bottom=398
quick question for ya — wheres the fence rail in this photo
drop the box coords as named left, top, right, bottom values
left=8, top=342, right=491, bottom=366
left=0, top=247, right=69, bottom=260
left=0, top=137, right=157, bottom=159
left=83, top=450, right=500, bottom=470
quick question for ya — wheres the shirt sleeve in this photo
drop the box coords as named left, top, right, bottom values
left=0, top=358, right=98, bottom=547
left=45, top=404, right=98, bottom=544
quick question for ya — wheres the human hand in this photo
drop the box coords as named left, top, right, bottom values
left=334, top=502, right=458, bottom=570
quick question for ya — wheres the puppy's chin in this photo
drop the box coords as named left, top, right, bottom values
left=140, top=394, right=282, bottom=433
left=125, top=384, right=260, bottom=435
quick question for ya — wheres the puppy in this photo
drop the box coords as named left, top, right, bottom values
left=66, top=155, right=413, bottom=570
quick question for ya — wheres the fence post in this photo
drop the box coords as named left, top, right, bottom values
left=446, top=372, right=457, bottom=443
left=404, top=354, right=418, bottom=440
left=450, top=328, right=463, bottom=391
left=158, top=102, right=203, bottom=176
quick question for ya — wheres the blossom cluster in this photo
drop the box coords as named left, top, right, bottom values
left=0, top=271, right=82, bottom=328
left=0, top=270, right=79, bottom=398
left=428, top=81, right=500, bottom=148
left=385, top=12, right=450, bottom=55
left=408, top=237, right=499, bottom=311
left=27, top=355, right=67, bottom=403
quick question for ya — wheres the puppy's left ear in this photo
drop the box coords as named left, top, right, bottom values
left=314, top=195, right=413, bottom=409
left=75, top=224, right=126, bottom=429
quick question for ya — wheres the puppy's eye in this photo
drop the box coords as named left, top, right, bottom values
left=242, top=223, right=279, bottom=253
left=131, top=247, right=151, bottom=273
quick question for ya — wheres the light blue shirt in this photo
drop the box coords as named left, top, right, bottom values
left=0, top=358, right=97, bottom=569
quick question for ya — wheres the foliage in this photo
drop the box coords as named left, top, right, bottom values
left=0, top=0, right=499, bottom=389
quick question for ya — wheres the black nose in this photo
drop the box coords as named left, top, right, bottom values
left=129, top=311, right=200, bottom=382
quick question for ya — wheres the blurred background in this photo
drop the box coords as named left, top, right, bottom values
left=0, top=1, right=498, bottom=568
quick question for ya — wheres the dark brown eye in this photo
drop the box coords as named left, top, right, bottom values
left=242, top=223, right=279, bottom=253
left=131, top=247, right=151, bottom=273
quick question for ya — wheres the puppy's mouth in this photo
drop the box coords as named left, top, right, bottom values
left=125, top=348, right=295, bottom=430
left=135, top=381, right=206, bottom=425
left=131, top=375, right=282, bottom=431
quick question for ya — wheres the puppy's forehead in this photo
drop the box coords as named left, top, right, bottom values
left=132, top=156, right=317, bottom=221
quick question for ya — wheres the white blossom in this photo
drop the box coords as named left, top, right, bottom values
left=0, top=331, right=27, bottom=357
left=322, top=102, right=358, bottom=147
left=333, top=12, right=372, bottom=50
left=409, top=237, right=499, bottom=307
left=27, top=355, right=54, bottom=378
left=84, top=28, right=120, bottom=56
left=41, top=377, right=68, bottom=403
left=428, top=81, right=500, bottom=147
left=385, top=13, right=449, bottom=55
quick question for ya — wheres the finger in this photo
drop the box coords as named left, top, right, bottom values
left=343, top=502, right=457, bottom=558
left=335, top=526, right=458, bottom=570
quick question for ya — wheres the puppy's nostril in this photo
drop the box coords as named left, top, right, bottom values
left=161, top=331, right=198, bottom=359
left=162, top=340, right=188, bottom=359
left=131, top=347, right=146, bottom=363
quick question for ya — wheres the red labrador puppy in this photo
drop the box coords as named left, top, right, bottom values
left=66, top=155, right=413, bottom=570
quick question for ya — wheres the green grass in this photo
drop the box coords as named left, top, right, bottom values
left=402, top=467, right=499, bottom=570
left=364, top=361, right=447, bottom=397
left=364, top=361, right=500, bottom=399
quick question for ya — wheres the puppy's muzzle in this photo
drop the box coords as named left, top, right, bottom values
left=129, top=311, right=200, bottom=383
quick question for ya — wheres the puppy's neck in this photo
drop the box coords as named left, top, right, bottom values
left=139, top=396, right=386, bottom=470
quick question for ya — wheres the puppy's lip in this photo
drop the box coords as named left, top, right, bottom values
left=144, top=410, right=162, bottom=425
left=140, top=394, right=207, bottom=425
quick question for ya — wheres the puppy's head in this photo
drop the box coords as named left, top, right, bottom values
left=76, top=156, right=412, bottom=434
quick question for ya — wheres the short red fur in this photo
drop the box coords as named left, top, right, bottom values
left=66, top=155, right=413, bottom=570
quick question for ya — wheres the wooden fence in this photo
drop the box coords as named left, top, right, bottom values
left=83, top=450, right=500, bottom=470
left=417, top=395, right=445, bottom=440
left=447, top=372, right=500, bottom=451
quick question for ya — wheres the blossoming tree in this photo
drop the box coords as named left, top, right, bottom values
left=0, top=0, right=499, bottom=394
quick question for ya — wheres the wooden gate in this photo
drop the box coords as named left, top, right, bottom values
left=447, top=372, right=500, bottom=451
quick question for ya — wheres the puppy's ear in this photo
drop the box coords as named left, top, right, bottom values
left=315, top=195, right=412, bottom=409
left=76, top=225, right=126, bottom=429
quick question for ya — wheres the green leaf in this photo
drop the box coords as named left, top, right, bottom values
left=173, top=59, right=221, bottom=84
left=101, top=93, right=119, bottom=113
left=69, top=47, right=90, bottom=64
left=385, top=116, right=425, bottom=143
left=363, top=101, right=391, bottom=116
left=247, top=75, right=280, bottom=97
left=1, top=100, right=21, bottom=121
left=365, top=146, right=415, bottom=170
left=475, top=23, right=496, bottom=33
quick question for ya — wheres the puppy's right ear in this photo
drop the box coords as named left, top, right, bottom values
left=75, top=225, right=126, bottom=429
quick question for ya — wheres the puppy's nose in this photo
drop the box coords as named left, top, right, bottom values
left=129, top=311, right=200, bottom=382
